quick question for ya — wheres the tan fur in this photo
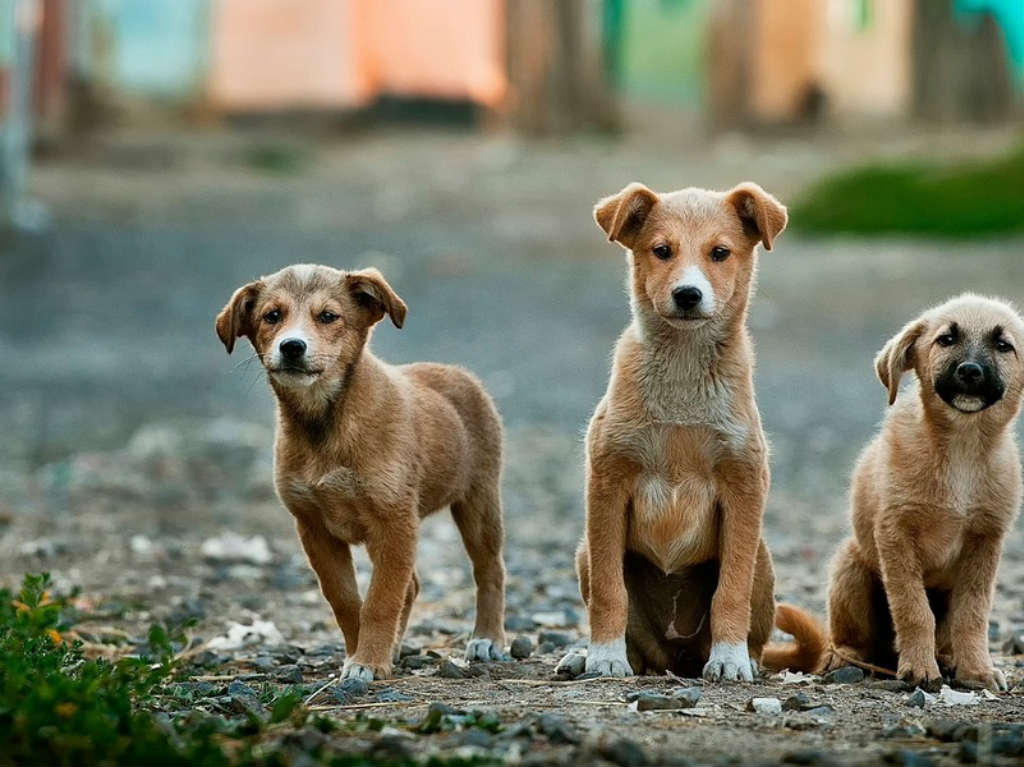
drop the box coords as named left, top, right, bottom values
left=570, top=181, right=788, bottom=679
left=216, top=264, right=507, bottom=679
left=765, top=295, right=1024, bottom=692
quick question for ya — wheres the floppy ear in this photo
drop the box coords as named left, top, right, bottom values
left=594, top=182, right=659, bottom=248
left=875, top=319, right=925, bottom=406
left=726, top=182, right=788, bottom=251
left=346, top=268, right=407, bottom=328
left=215, top=281, right=264, bottom=354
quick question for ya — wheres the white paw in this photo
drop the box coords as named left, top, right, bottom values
left=340, top=660, right=376, bottom=683
left=703, top=641, right=756, bottom=682
left=584, top=638, right=633, bottom=677
left=555, top=649, right=587, bottom=677
left=465, top=637, right=505, bottom=661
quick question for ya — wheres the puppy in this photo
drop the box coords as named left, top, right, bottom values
left=216, top=264, right=507, bottom=681
left=765, top=295, right=1024, bottom=692
left=557, top=181, right=787, bottom=680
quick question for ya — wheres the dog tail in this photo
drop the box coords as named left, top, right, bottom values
left=761, top=604, right=827, bottom=673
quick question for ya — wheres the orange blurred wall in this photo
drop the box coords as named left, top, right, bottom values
left=209, top=0, right=506, bottom=111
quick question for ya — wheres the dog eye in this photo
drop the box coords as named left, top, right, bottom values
left=710, top=246, right=731, bottom=262
left=936, top=333, right=957, bottom=347
left=318, top=310, right=339, bottom=324
left=652, top=244, right=672, bottom=260
left=996, top=339, right=1014, bottom=353
left=263, top=309, right=282, bottom=324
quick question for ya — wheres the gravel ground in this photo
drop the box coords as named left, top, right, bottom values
left=3, top=126, right=1024, bottom=765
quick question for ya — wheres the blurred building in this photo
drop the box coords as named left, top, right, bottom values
left=0, top=0, right=1021, bottom=134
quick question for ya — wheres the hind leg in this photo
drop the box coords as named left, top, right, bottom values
left=393, top=571, right=421, bottom=664
left=825, top=538, right=893, bottom=672
left=748, top=540, right=776, bottom=670
left=451, top=481, right=507, bottom=661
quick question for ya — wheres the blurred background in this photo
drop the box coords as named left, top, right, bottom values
left=1, top=0, right=1023, bottom=636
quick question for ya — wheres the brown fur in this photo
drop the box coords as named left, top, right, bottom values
left=561, top=181, right=788, bottom=680
left=763, top=295, right=1024, bottom=692
left=216, top=264, right=507, bottom=680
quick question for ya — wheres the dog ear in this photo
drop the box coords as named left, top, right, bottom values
left=594, top=183, right=659, bottom=248
left=215, top=281, right=264, bottom=354
left=726, top=182, right=788, bottom=251
left=346, top=268, right=407, bottom=328
left=875, top=319, right=925, bottom=405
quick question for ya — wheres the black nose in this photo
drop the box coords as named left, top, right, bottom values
left=955, top=361, right=983, bottom=383
left=280, top=338, right=307, bottom=360
left=672, top=286, right=703, bottom=310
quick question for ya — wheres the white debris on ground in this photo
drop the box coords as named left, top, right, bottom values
left=207, top=619, right=284, bottom=650
left=200, top=532, right=273, bottom=565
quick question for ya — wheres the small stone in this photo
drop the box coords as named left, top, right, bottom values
left=782, top=693, right=811, bottom=711
left=871, top=679, right=913, bottom=692
left=505, top=615, right=537, bottom=632
left=402, top=655, right=435, bottom=670
left=227, top=680, right=259, bottom=698
left=601, top=737, right=650, bottom=767
left=330, top=677, right=369, bottom=704
left=906, top=688, right=933, bottom=708
left=460, top=729, right=494, bottom=748
left=823, top=666, right=865, bottom=684
left=537, top=714, right=580, bottom=744
left=437, top=658, right=468, bottom=679
left=374, top=688, right=413, bottom=703
left=924, top=718, right=966, bottom=741
left=252, top=656, right=276, bottom=671
left=275, top=664, right=303, bottom=683
left=369, top=736, right=416, bottom=765
left=537, top=630, right=572, bottom=648
left=747, top=697, right=783, bottom=715
left=671, top=687, right=702, bottom=707
left=782, top=750, right=830, bottom=765
left=510, top=635, right=533, bottom=659
left=803, top=705, right=835, bottom=717
left=634, top=693, right=681, bottom=712
left=1001, top=633, right=1024, bottom=655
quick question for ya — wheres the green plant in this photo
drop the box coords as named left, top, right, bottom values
left=792, top=144, right=1024, bottom=237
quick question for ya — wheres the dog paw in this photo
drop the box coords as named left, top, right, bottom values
left=897, top=656, right=942, bottom=691
left=956, top=666, right=1007, bottom=693
left=465, top=637, right=506, bottom=662
left=341, top=659, right=387, bottom=682
left=555, top=650, right=586, bottom=678
left=584, top=639, right=633, bottom=677
left=703, top=642, right=756, bottom=682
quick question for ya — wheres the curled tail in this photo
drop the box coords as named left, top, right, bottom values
left=761, top=604, right=827, bottom=673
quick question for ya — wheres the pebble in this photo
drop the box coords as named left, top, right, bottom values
left=870, top=679, right=913, bottom=692
left=374, top=688, right=414, bottom=703
left=505, top=615, right=537, bottom=632
left=330, top=677, right=369, bottom=704
left=554, top=652, right=586, bottom=678
left=747, top=697, right=783, bottom=715
left=437, top=658, right=468, bottom=679
left=823, top=666, right=865, bottom=684
left=402, top=655, right=435, bottom=670
left=510, top=635, right=533, bottom=659
left=537, top=630, right=572, bottom=648
left=600, top=737, right=650, bottom=767
left=782, top=693, right=810, bottom=711
left=906, top=688, right=932, bottom=708
left=275, top=664, right=304, bottom=683
left=1002, top=633, right=1024, bottom=655
left=537, top=714, right=580, bottom=745
left=782, top=750, right=830, bottom=765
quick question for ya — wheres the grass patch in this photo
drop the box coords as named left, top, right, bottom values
left=0, top=574, right=505, bottom=766
left=792, top=144, right=1024, bottom=237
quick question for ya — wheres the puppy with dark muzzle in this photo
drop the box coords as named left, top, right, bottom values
left=764, top=294, right=1024, bottom=691
left=216, top=264, right=507, bottom=681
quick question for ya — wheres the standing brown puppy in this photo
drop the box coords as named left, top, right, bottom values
left=765, top=295, right=1024, bottom=692
left=216, top=264, right=507, bottom=681
left=558, top=182, right=787, bottom=680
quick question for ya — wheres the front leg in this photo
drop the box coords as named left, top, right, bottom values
left=296, top=517, right=361, bottom=657
left=875, top=511, right=941, bottom=688
left=704, top=458, right=767, bottom=682
left=580, top=463, right=633, bottom=677
left=949, top=531, right=1006, bottom=691
left=342, top=512, right=418, bottom=682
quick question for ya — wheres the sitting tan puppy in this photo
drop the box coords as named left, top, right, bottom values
left=766, top=295, right=1024, bottom=691
left=558, top=181, right=787, bottom=680
left=216, top=264, right=507, bottom=681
